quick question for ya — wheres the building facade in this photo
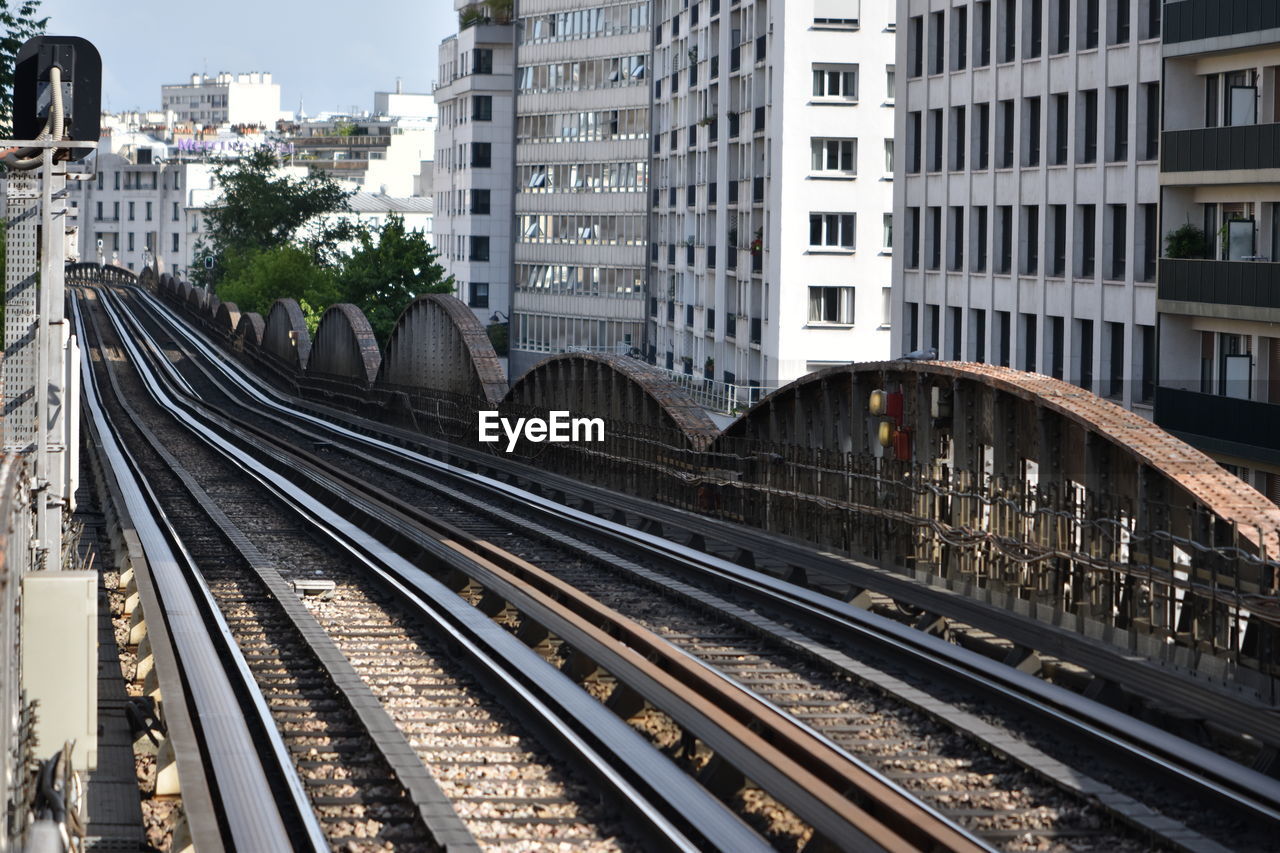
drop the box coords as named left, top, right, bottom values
left=433, top=8, right=517, bottom=327
left=161, top=72, right=282, bottom=127
left=1154, top=0, right=1280, bottom=503
left=894, top=0, right=1163, bottom=411
left=289, top=115, right=436, bottom=197
left=509, top=0, right=653, bottom=376
left=650, top=0, right=895, bottom=397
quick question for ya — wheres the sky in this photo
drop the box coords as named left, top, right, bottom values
left=37, top=0, right=459, bottom=116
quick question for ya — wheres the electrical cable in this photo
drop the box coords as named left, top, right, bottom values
left=2, top=64, right=64, bottom=170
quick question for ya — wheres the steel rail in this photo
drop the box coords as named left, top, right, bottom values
left=99, top=288, right=993, bottom=850
left=124, top=283, right=1280, bottom=832
left=72, top=294, right=328, bottom=852
left=88, top=286, right=765, bottom=853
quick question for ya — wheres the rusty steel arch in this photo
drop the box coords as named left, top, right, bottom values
left=505, top=353, right=719, bottom=450
left=235, top=312, right=266, bottom=349
left=378, top=294, right=506, bottom=403
left=261, top=299, right=312, bottom=373
left=214, top=301, right=242, bottom=337
left=308, top=304, right=381, bottom=386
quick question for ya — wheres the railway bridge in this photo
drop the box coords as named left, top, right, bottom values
left=1, top=262, right=1276, bottom=852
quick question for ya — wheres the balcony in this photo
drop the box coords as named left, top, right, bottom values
left=1155, top=386, right=1280, bottom=462
left=1158, top=258, right=1280, bottom=312
left=1162, top=124, right=1280, bottom=174
left=1164, top=0, right=1280, bottom=45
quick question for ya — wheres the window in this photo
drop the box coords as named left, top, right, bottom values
left=171, top=233, right=179, bottom=253
left=811, top=138, right=856, bottom=173
left=473, top=95, right=493, bottom=121
left=885, top=139, right=895, bottom=173
left=472, top=142, right=492, bottom=167
left=951, top=106, right=966, bottom=171
left=470, top=235, right=490, bottom=261
left=952, top=6, right=968, bottom=71
left=814, top=0, right=859, bottom=26
left=929, top=108, right=943, bottom=172
left=949, top=306, right=963, bottom=360
left=128, top=201, right=135, bottom=221
left=1025, top=96, right=1041, bottom=166
left=95, top=201, right=102, bottom=220
left=1138, top=324, right=1155, bottom=402
left=1078, top=204, right=1096, bottom=277
left=468, top=282, right=490, bottom=308
left=1026, top=0, right=1042, bottom=58
left=1049, top=315, right=1065, bottom=379
left=997, top=205, right=1013, bottom=273
left=998, top=99, right=1015, bottom=168
left=1112, top=0, right=1130, bottom=44
left=473, top=48, right=494, bottom=74
left=1077, top=319, right=1094, bottom=390
left=975, top=103, right=990, bottom=169
left=145, top=201, right=152, bottom=221
left=808, top=286, right=855, bottom=324
left=1142, top=82, right=1160, bottom=161
left=886, top=65, right=895, bottom=100
left=1051, top=204, right=1067, bottom=276
left=1110, top=86, right=1129, bottom=161
left=909, top=16, right=924, bottom=77
left=127, top=232, right=135, bottom=252
left=907, top=111, right=922, bottom=172
left=812, top=64, right=858, bottom=99
left=1109, top=204, right=1127, bottom=279
left=972, top=309, right=987, bottom=362
left=883, top=213, right=893, bottom=250
left=1023, top=206, right=1041, bottom=274
left=972, top=205, right=989, bottom=272
left=949, top=207, right=965, bottom=270
left=996, top=310, right=1011, bottom=366
left=927, top=206, right=942, bottom=269
left=1141, top=203, right=1158, bottom=282
left=1053, top=0, right=1070, bottom=53
left=1079, top=89, right=1098, bottom=163
left=1107, top=322, right=1125, bottom=397
left=906, top=207, right=921, bottom=267
left=882, top=287, right=893, bottom=327
left=975, top=1, right=992, bottom=66
left=1052, top=94, right=1069, bottom=165
left=1000, top=0, right=1017, bottom=62
left=809, top=213, right=856, bottom=249
left=1022, top=313, right=1038, bottom=372
left=472, top=189, right=491, bottom=215
left=172, top=202, right=179, bottom=221
left=930, top=11, right=945, bottom=74
left=1082, top=0, right=1099, bottom=48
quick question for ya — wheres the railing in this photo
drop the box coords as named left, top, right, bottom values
left=1164, top=0, right=1280, bottom=44
left=1162, top=123, right=1280, bottom=172
left=1158, top=258, right=1280, bottom=310
left=1155, top=386, right=1280, bottom=453
left=649, top=365, right=780, bottom=414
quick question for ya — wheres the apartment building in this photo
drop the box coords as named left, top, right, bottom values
left=650, top=0, right=895, bottom=395
left=433, top=5, right=516, bottom=327
left=290, top=115, right=435, bottom=197
left=894, top=0, right=1163, bottom=410
left=509, top=0, right=653, bottom=376
left=1154, top=0, right=1280, bottom=503
left=161, top=72, right=282, bottom=127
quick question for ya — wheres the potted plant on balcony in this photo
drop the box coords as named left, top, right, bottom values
left=704, top=357, right=715, bottom=379
left=1165, top=223, right=1209, bottom=260
left=750, top=227, right=763, bottom=257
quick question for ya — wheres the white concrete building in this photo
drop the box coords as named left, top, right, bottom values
left=289, top=115, right=435, bottom=197
left=161, top=72, right=283, bottom=127
left=509, top=0, right=653, bottom=376
left=651, top=0, right=895, bottom=398
left=894, top=0, right=1162, bottom=411
left=433, top=9, right=516, bottom=327
left=375, top=82, right=438, bottom=119
left=1153, top=1, right=1280, bottom=503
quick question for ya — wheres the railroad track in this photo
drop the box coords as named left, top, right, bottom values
left=71, top=287, right=1267, bottom=853
left=120, top=280, right=1280, bottom=851
left=76, top=284, right=1012, bottom=851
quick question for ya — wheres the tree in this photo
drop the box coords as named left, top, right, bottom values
left=194, top=147, right=352, bottom=287
left=336, top=214, right=454, bottom=346
left=0, top=2, right=46, bottom=137
left=215, top=244, right=341, bottom=325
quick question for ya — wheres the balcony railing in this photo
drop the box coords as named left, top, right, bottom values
left=1162, top=123, right=1280, bottom=172
left=1164, top=0, right=1280, bottom=44
left=1158, top=258, right=1280, bottom=310
left=1155, top=386, right=1280, bottom=455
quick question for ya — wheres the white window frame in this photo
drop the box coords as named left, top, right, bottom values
left=810, top=138, right=857, bottom=174
left=809, top=212, right=857, bottom=250
left=808, top=286, right=856, bottom=325
left=812, top=64, right=859, bottom=100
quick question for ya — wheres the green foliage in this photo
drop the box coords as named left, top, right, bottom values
left=0, top=2, right=47, bottom=137
left=215, top=244, right=340, bottom=320
left=333, top=121, right=357, bottom=137
left=459, top=4, right=488, bottom=27
left=195, top=148, right=352, bottom=288
left=1165, top=223, right=1209, bottom=260
left=335, top=213, right=454, bottom=346
left=486, top=321, right=508, bottom=356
